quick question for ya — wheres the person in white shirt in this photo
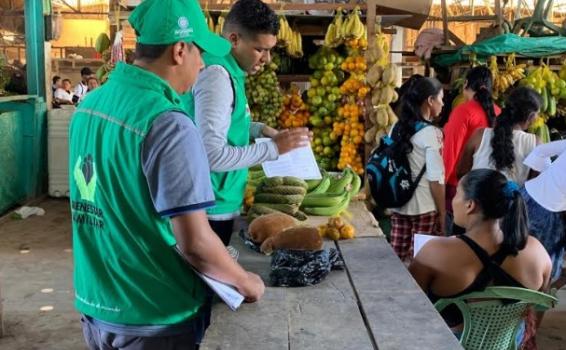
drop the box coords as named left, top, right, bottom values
left=389, top=77, right=446, bottom=262
left=54, top=78, right=74, bottom=105
left=72, top=67, right=93, bottom=103
left=457, top=87, right=542, bottom=186
left=520, top=140, right=566, bottom=288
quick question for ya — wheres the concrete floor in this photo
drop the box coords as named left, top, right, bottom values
left=0, top=198, right=564, bottom=350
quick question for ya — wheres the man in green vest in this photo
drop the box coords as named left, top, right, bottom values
left=69, top=0, right=264, bottom=349
left=184, top=0, right=312, bottom=246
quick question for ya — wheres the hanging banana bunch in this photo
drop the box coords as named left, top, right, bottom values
left=324, top=8, right=345, bottom=48
left=277, top=16, right=293, bottom=47
left=342, top=6, right=365, bottom=40
left=287, top=30, right=303, bottom=58
left=203, top=6, right=215, bottom=32
left=214, top=13, right=225, bottom=35
left=364, top=26, right=398, bottom=149
left=490, top=54, right=527, bottom=99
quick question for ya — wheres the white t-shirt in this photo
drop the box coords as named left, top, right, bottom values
left=73, top=82, right=88, bottom=101
left=391, top=124, right=445, bottom=216
left=472, top=128, right=536, bottom=186
left=54, top=88, right=73, bottom=103
left=524, top=140, right=566, bottom=212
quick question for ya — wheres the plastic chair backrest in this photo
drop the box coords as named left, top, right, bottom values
left=434, top=286, right=557, bottom=350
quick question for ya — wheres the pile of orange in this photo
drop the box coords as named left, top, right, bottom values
left=279, top=89, right=310, bottom=129
left=340, top=56, right=367, bottom=73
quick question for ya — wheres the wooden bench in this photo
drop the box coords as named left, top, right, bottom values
left=201, top=203, right=462, bottom=350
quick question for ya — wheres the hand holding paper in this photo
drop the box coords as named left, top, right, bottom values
left=257, top=137, right=322, bottom=180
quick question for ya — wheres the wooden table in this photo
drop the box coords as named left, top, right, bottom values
left=201, top=202, right=462, bottom=350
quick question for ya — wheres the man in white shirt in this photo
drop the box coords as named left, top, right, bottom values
left=54, top=78, right=74, bottom=105
left=72, top=67, right=93, bottom=103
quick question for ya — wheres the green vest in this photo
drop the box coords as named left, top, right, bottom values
left=69, top=62, right=205, bottom=325
left=184, top=53, right=251, bottom=215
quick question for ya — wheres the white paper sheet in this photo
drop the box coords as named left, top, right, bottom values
left=256, top=138, right=322, bottom=180
left=413, top=233, right=438, bottom=257
left=191, top=269, right=244, bottom=311
left=174, top=246, right=244, bottom=311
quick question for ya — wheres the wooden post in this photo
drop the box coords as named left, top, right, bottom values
left=495, top=0, right=503, bottom=28
left=441, top=0, right=449, bottom=45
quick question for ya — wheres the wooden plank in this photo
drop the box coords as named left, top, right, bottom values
left=338, top=238, right=463, bottom=350
left=202, top=238, right=375, bottom=350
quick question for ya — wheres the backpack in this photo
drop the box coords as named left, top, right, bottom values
left=366, top=122, right=430, bottom=208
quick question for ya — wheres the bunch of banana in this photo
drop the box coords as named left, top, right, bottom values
left=248, top=176, right=309, bottom=221
left=214, top=15, right=225, bottom=35
left=287, top=31, right=303, bottom=58
left=341, top=6, right=365, bottom=40
left=203, top=8, right=215, bottom=32
left=324, top=9, right=344, bottom=48
left=366, top=25, right=389, bottom=67
left=365, top=63, right=400, bottom=147
left=300, top=168, right=361, bottom=216
left=277, top=16, right=293, bottom=46
left=490, top=54, right=526, bottom=98
left=522, top=64, right=565, bottom=119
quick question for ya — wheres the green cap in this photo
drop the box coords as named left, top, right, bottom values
left=129, top=0, right=230, bottom=57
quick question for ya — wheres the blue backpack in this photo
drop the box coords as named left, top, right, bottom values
left=366, top=122, right=430, bottom=208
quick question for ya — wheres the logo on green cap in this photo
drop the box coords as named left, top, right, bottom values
left=176, top=16, right=193, bottom=38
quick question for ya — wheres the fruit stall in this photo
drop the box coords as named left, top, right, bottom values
left=432, top=33, right=566, bottom=141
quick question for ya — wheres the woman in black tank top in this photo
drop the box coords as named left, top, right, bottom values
left=409, top=169, right=552, bottom=333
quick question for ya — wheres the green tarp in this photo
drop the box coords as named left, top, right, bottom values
left=433, top=34, right=566, bottom=67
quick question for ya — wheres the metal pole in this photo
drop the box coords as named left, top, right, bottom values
left=24, top=0, right=46, bottom=99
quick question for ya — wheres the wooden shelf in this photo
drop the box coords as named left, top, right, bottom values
left=277, top=74, right=311, bottom=83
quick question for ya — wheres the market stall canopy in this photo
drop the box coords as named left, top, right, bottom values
left=433, top=34, right=566, bottom=67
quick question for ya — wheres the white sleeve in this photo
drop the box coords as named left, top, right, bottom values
left=73, top=84, right=83, bottom=98
left=524, top=140, right=566, bottom=172
left=423, top=127, right=445, bottom=183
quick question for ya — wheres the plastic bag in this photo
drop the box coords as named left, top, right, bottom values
left=270, top=248, right=344, bottom=287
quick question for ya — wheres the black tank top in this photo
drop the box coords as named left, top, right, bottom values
left=428, top=235, right=525, bottom=327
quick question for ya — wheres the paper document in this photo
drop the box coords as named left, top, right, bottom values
left=174, top=246, right=244, bottom=311
left=256, top=138, right=322, bottom=180
left=413, top=233, right=438, bottom=257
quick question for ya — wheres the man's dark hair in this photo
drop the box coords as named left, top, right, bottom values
left=135, top=42, right=171, bottom=62
left=52, top=75, right=61, bottom=85
left=81, top=67, right=93, bottom=76
left=62, top=78, right=71, bottom=84
left=223, top=0, right=279, bottom=37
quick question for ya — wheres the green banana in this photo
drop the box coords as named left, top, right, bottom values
left=310, top=176, right=331, bottom=194
left=548, top=95, right=557, bottom=117
left=327, top=171, right=353, bottom=193
left=306, top=178, right=322, bottom=191
left=349, top=170, right=361, bottom=196
left=302, top=193, right=351, bottom=216
left=301, top=191, right=347, bottom=208
left=541, top=86, right=549, bottom=113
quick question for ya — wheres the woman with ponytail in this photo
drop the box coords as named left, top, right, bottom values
left=443, top=66, right=501, bottom=234
left=389, top=77, right=446, bottom=261
left=410, top=169, right=551, bottom=342
left=457, top=87, right=541, bottom=185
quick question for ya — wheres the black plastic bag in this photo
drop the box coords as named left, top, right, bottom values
left=269, top=248, right=344, bottom=287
